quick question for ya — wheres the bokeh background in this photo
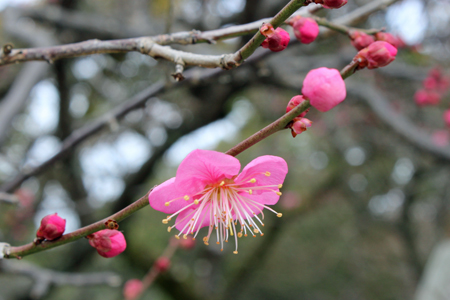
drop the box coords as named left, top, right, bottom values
left=1, top=0, right=450, bottom=299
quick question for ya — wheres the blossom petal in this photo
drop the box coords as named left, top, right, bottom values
left=175, top=205, right=212, bottom=233
left=235, top=155, right=288, bottom=194
left=175, top=149, right=241, bottom=194
left=149, top=178, right=193, bottom=214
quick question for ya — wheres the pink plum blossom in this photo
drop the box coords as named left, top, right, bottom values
left=36, top=213, right=66, bottom=241
left=290, top=117, right=312, bottom=137
left=444, top=109, right=450, bottom=128
left=302, top=67, right=346, bottom=112
left=375, top=32, right=400, bottom=48
left=356, top=41, right=397, bottom=69
left=414, top=89, right=440, bottom=106
left=155, top=257, right=171, bottom=272
left=260, top=24, right=290, bottom=52
left=123, top=279, right=143, bottom=300
left=88, top=229, right=127, bottom=258
left=316, top=0, right=348, bottom=9
left=286, top=95, right=310, bottom=118
left=290, top=16, right=319, bottom=44
left=349, top=31, right=375, bottom=50
left=149, top=149, right=288, bottom=254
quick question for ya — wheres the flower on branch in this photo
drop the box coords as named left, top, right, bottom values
left=123, top=279, right=143, bottom=300
left=286, top=95, right=310, bottom=118
left=149, top=149, right=288, bottom=254
left=355, top=41, right=397, bottom=70
left=260, top=24, right=290, bottom=52
left=349, top=30, right=375, bottom=51
left=414, top=89, right=441, bottom=106
left=314, top=0, right=348, bottom=9
left=291, top=117, right=313, bottom=137
left=302, top=67, right=347, bottom=112
left=444, top=109, right=450, bottom=128
left=87, top=229, right=127, bottom=258
left=36, top=213, right=66, bottom=241
left=289, top=16, right=319, bottom=44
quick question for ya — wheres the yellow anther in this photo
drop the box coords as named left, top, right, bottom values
left=261, top=233, right=264, bottom=236
left=225, top=240, right=228, bottom=243
left=233, top=251, right=238, bottom=254
left=262, top=223, right=265, bottom=227
left=253, top=229, right=259, bottom=233
left=194, top=200, right=199, bottom=205
left=167, top=217, right=171, bottom=221
left=278, top=184, right=283, bottom=188
left=237, top=232, right=243, bottom=238
left=203, top=237, right=208, bottom=242
left=164, top=202, right=170, bottom=206
left=249, top=178, right=256, bottom=183
left=244, top=234, right=248, bottom=237
left=167, top=227, right=172, bottom=232
left=277, top=213, right=283, bottom=218
left=162, top=219, right=168, bottom=224
left=248, top=189, right=253, bottom=195
left=265, top=171, right=271, bottom=176
left=174, top=235, right=180, bottom=239
left=192, top=238, right=195, bottom=241
left=276, top=192, right=282, bottom=196
left=221, top=249, right=223, bottom=251
left=216, top=241, right=220, bottom=244
left=205, top=242, right=209, bottom=246
left=220, top=181, right=225, bottom=186
left=183, top=234, right=187, bottom=240
left=184, top=195, right=190, bottom=200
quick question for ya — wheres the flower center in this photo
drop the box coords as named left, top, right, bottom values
left=161, top=172, right=283, bottom=254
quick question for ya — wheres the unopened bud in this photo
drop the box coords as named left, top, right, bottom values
left=414, top=89, right=440, bottom=106
left=155, top=257, right=171, bottom=273
left=349, top=30, right=375, bottom=51
left=302, top=67, right=346, bottom=112
left=36, top=213, right=66, bottom=241
left=286, top=95, right=310, bottom=118
left=355, top=41, right=397, bottom=69
left=123, top=279, right=143, bottom=300
left=290, top=117, right=313, bottom=137
left=290, top=16, right=319, bottom=44
left=315, top=0, right=348, bottom=9
left=260, top=24, right=290, bottom=52
left=444, top=109, right=450, bottom=128
left=88, top=229, right=126, bottom=258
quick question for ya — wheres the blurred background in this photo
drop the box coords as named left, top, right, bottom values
left=1, top=0, right=450, bottom=299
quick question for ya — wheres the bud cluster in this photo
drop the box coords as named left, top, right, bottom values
left=414, top=68, right=450, bottom=106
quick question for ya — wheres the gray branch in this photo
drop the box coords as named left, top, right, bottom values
left=0, top=260, right=121, bottom=299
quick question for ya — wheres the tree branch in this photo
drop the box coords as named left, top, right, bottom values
left=0, top=260, right=121, bottom=299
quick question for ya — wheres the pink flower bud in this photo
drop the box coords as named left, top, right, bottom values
left=444, top=109, right=450, bottom=128
left=88, top=229, right=126, bottom=258
left=349, top=31, right=375, bottom=50
left=179, top=237, right=196, bottom=250
left=36, top=213, right=66, bottom=241
left=423, top=76, right=438, bottom=90
left=356, top=41, right=397, bottom=69
left=432, top=130, right=449, bottom=147
left=317, top=0, right=348, bottom=9
left=302, top=67, right=346, bottom=112
left=290, top=16, right=319, bottom=44
left=155, top=257, right=171, bottom=273
left=375, top=32, right=399, bottom=47
left=290, top=117, right=312, bottom=137
left=260, top=24, right=290, bottom=52
left=286, top=95, right=310, bottom=117
left=123, top=279, right=143, bottom=300
left=414, top=89, right=441, bottom=106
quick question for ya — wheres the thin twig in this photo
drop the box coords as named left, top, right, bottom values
left=3, top=190, right=151, bottom=259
